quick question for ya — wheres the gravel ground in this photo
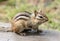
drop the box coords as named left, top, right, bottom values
left=0, top=30, right=60, bottom=41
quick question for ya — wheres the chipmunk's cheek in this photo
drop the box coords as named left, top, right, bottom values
left=37, top=20, right=42, bottom=24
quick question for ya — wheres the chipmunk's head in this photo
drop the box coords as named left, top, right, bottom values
left=32, top=10, right=48, bottom=25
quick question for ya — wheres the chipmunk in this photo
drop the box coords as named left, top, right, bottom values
left=10, top=10, right=48, bottom=36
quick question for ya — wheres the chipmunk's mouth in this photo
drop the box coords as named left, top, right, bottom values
left=46, top=19, right=48, bottom=21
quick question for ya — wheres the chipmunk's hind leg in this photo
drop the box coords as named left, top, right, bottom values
left=15, top=28, right=27, bottom=36
left=16, top=32, right=26, bottom=36
left=17, top=29, right=31, bottom=36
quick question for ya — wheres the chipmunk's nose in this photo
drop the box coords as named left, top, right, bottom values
left=46, top=18, right=48, bottom=21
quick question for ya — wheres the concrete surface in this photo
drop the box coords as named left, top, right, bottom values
left=0, top=30, right=60, bottom=41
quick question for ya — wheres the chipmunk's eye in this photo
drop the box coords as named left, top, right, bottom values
left=39, top=16, right=43, bottom=18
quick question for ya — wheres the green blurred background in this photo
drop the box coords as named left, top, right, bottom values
left=0, top=0, right=60, bottom=30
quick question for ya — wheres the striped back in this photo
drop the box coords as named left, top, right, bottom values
left=13, top=11, right=31, bottom=22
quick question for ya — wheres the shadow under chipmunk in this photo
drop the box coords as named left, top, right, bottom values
left=15, top=29, right=60, bottom=39
left=0, top=30, right=60, bottom=41
left=16, top=29, right=46, bottom=36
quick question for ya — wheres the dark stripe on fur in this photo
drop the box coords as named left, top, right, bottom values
left=14, top=14, right=30, bottom=20
left=15, top=18, right=28, bottom=21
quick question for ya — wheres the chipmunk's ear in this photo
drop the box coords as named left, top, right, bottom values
left=34, top=10, right=38, bottom=16
left=40, top=10, right=44, bottom=14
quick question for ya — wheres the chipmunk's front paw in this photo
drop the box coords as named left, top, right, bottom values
left=19, top=33, right=26, bottom=36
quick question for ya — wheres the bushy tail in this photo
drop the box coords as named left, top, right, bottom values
left=7, top=19, right=16, bottom=32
